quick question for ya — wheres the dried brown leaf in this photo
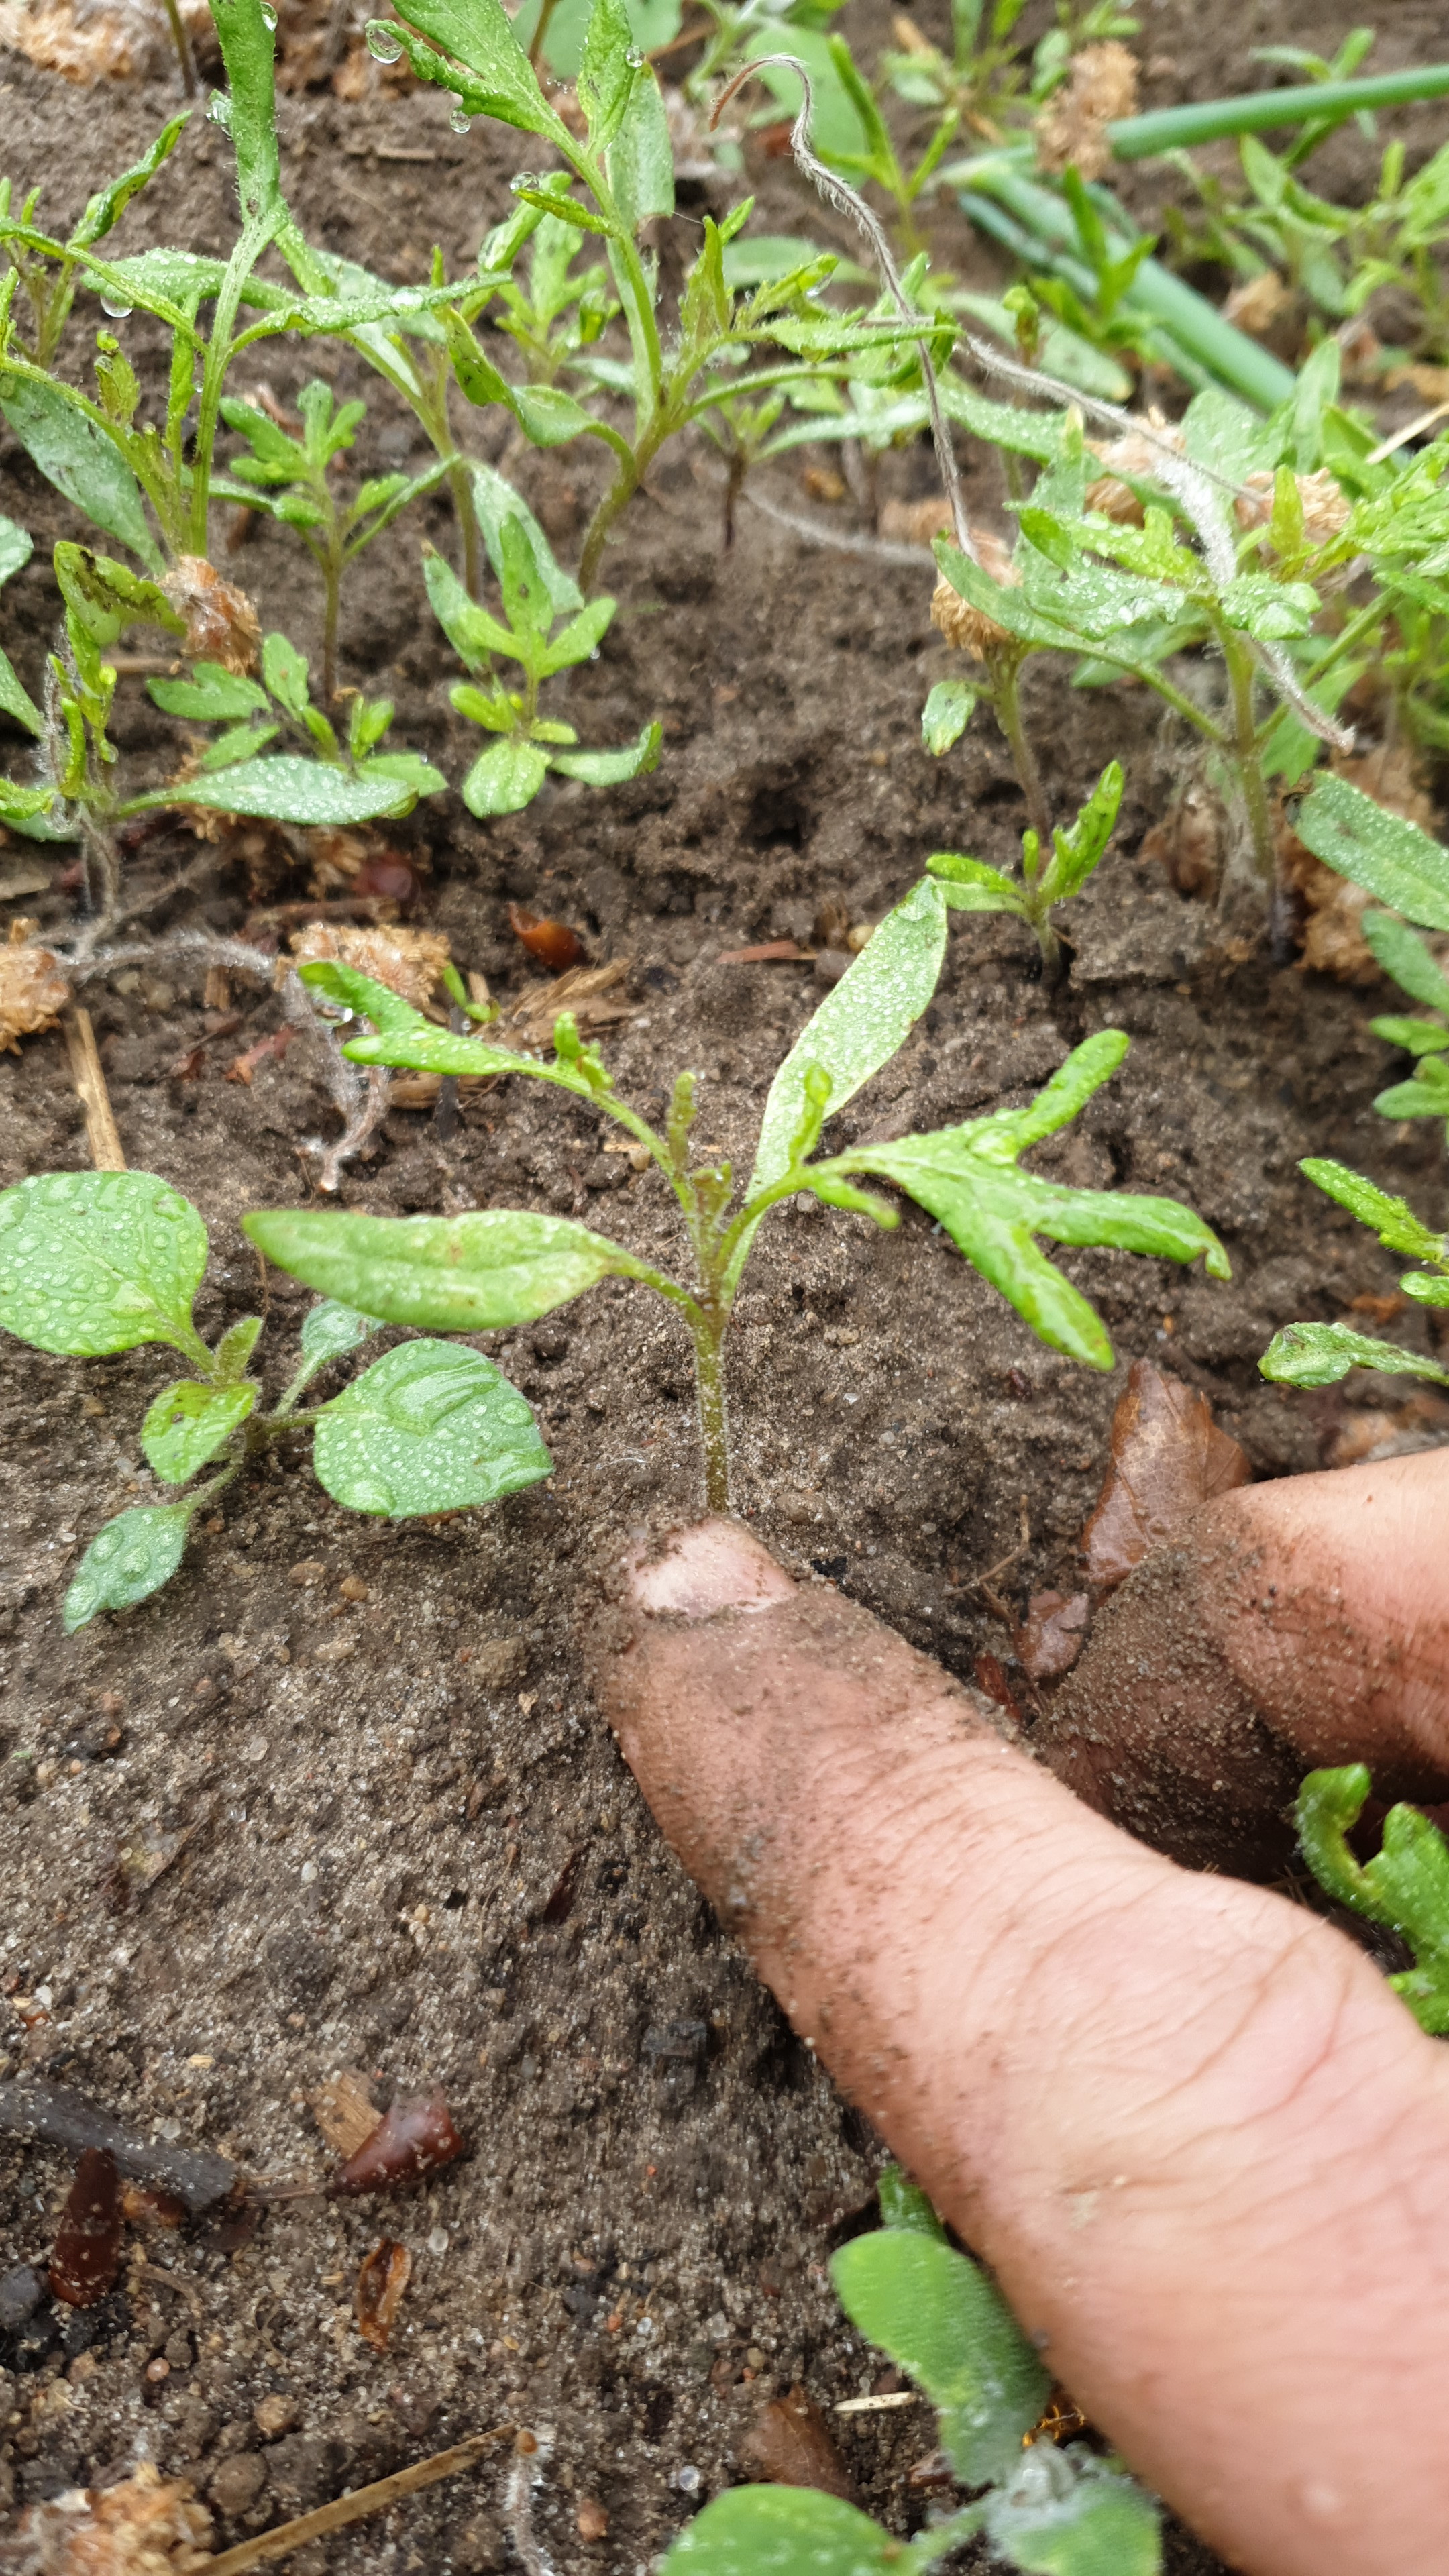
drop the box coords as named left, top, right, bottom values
left=508, top=904, right=585, bottom=971
left=0, top=921, right=69, bottom=1052
left=288, top=922, right=451, bottom=1011
left=739, top=2385, right=858, bottom=2503
left=161, top=559, right=260, bottom=677
left=356, top=2237, right=412, bottom=2351
left=1083, top=1361, right=1251, bottom=1591
left=1017, top=1589, right=1091, bottom=1681
left=1036, top=41, right=1139, bottom=178
left=507, top=958, right=633, bottom=1039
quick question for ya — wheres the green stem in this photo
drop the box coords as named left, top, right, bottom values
left=1220, top=625, right=1275, bottom=892
left=1108, top=64, right=1449, bottom=160
left=321, top=542, right=341, bottom=706
left=160, top=0, right=198, bottom=95
left=690, top=1301, right=731, bottom=1513
left=989, top=653, right=1052, bottom=842
left=190, top=216, right=277, bottom=554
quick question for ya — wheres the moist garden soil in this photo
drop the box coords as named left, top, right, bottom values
left=2, top=4, right=1448, bottom=2566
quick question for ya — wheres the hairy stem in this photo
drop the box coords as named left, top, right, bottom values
left=690, top=1303, right=731, bottom=1514
left=990, top=655, right=1052, bottom=842
left=1222, top=626, right=1275, bottom=894
left=160, top=0, right=198, bottom=96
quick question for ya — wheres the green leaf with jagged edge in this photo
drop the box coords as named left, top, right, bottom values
left=378, top=0, right=572, bottom=142
left=549, top=721, right=661, bottom=784
left=1298, top=1157, right=1446, bottom=1261
left=148, top=665, right=271, bottom=722
left=209, top=0, right=284, bottom=230
left=300, top=1298, right=376, bottom=1365
left=0, top=1171, right=209, bottom=1360
left=295, top=958, right=437, bottom=1040
left=1039, top=761, right=1122, bottom=904
left=63, top=1500, right=197, bottom=1632
left=607, top=61, right=675, bottom=237
left=833, top=2230, right=1049, bottom=2488
left=576, top=0, right=637, bottom=150
left=244, top=1205, right=658, bottom=1332
left=1376, top=1056, right=1449, bottom=1120
left=750, top=879, right=949, bottom=1199
left=1369, top=1018, right=1449, bottom=1057
left=1364, top=909, right=1449, bottom=1016
left=470, top=462, right=583, bottom=616
left=131, top=753, right=441, bottom=826
left=0, top=780, right=56, bottom=825
left=141, top=1379, right=256, bottom=1484
left=0, top=379, right=160, bottom=568
left=1296, top=1765, right=1449, bottom=2034
left=1258, top=1322, right=1449, bottom=1389
left=72, top=113, right=191, bottom=250
left=659, top=2486, right=973, bottom=2575
left=312, top=1340, right=552, bottom=1516
left=928, top=852, right=1031, bottom=918
left=212, top=1314, right=264, bottom=1379
left=983, top=2449, right=1162, bottom=2576
left=424, top=544, right=522, bottom=670
left=922, top=678, right=976, bottom=757
left=1293, top=773, right=1449, bottom=933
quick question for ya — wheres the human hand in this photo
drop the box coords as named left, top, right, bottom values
left=595, top=1450, right=1449, bottom=2576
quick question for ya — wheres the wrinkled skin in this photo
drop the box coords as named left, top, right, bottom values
left=596, top=1452, right=1449, bottom=2576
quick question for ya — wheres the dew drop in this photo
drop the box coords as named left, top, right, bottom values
left=205, top=90, right=233, bottom=130
left=99, top=288, right=134, bottom=320
left=260, top=0, right=277, bottom=24
left=624, top=43, right=645, bottom=66
left=511, top=171, right=540, bottom=194
left=366, top=20, right=404, bottom=60
left=449, top=99, right=472, bottom=133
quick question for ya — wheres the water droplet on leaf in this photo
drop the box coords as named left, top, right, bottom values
left=260, top=1, right=277, bottom=24
left=511, top=172, right=540, bottom=194
left=449, top=99, right=472, bottom=133
left=624, top=44, right=645, bottom=66
left=366, top=21, right=404, bottom=60
left=205, top=90, right=233, bottom=129
left=99, top=288, right=134, bottom=319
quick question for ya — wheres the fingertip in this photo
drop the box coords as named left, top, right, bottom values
left=628, top=1518, right=797, bottom=1620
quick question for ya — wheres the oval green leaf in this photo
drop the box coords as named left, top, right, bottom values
left=0, top=376, right=161, bottom=569
left=63, top=1501, right=194, bottom=1633
left=300, top=1298, right=375, bottom=1366
left=244, top=1205, right=647, bottom=1332
left=660, top=2486, right=912, bottom=2575
left=832, top=2230, right=1049, bottom=2488
left=1293, top=774, right=1449, bottom=933
left=312, top=1340, right=552, bottom=1516
left=462, top=735, right=551, bottom=816
left=749, top=877, right=948, bottom=1198
left=140, top=755, right=423, bottom=826
left=983, top=2453, right=1162, bottom=2576
left=0, top=1170, right=208, bottom=1358
left=141, top=1378, right=256, bottom=1483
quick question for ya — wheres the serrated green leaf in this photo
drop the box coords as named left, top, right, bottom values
left=209, top=0, right=283, bottom=228
left=1258, top=1321, right=1449, bottom=1389
left=1296, top=1764, right=1449, bottom=2035
left=1369, top=1017, right=1449, bottom=1057
left=198, top=721, right=282, bottom=770
left=1220, top=572, right=1319, bottom=640
left=751, top=879, right=947, bottom=1199
left=1375, top=1059, right=1449, bottom=1118
left=549, top=720, right=661, bottom=784
left=660, top=2486, right=924, bottom=2576
left=539, top=594, right=615, bottom=676
left=423, top=546, right=520, bottom=668
left=983, top=2452, right=1162, bottom=2576
left=0, top=376, right=160, bottom=568
left=462, top=734, right=550, bottom=814
left=382, top=0, right=569, bottom=139
left=141, top=1378, right=256, bottom=1483
left=0, top=1171, right=208, bottom=1360
left=577, top=0, right=636, bottom=148
left=470, top=462, right=582, bottom=614
left=1040, top=760, right=1122, bottom=903
left=148, top=665, right=271, bottom=721
left=301, top=1297, right=376, bottom=1364
left=297, top=957, right=436, bottom=1035
left=144, top=755, right=420, bottom=826
left=312, top=1339, right=551, bottom=1515
left=928, top=851, right=1028, bottom=916
left=922, top=678, right=976, bottom=756
left=607, top=62, right=675, bottom=235
left=262, top=630, right=311, bottom=716
left=73, top=113, right=190, bottom=250
left=1299, top=1157, right=1446, bottom=1259
left=833, top=2231, right=1048, bottom=2487
left=244, top=1205, right=653, bottom=1331
left=1363, top=910, right=1449, bottom=1014
left=63, top=1501, right=195, bottom=1631
left=1294, top=774, right=1449, bottom=932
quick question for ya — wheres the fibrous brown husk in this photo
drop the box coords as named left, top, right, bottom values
left=287, top=922, right=451, bottom=1010
left=0, top=2465, right=213, bottom=2575
left=1036, top=41, right=1139, bottom=179
left=1222, top=271, right=1295, bottom=338
left=1082, top=1360, right=1251, bottom=1591
left=930, top=527, right=1019, bottom=660
left=1278, top=745, right=1439, bottom=981
left=0, top=0, right=208, bottom=82
left=161, top=559, right=260, bottom=677
left=1083, top=411, right=1186, bottom=525
left=0, top=919, right=69, bottom=1052
left=1234, top=468, right=1351, bottom=544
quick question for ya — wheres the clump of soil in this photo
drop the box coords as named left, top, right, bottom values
left=2, top=8, right=1446, bottom=2567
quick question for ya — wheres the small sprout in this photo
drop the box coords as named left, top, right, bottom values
left=1261, top=1159, right=1449, bottom=1396
left=1297, top=1765, right=1449, bottom=2033
left=328, top=2090, right=466, bottom=2197
left=49, top=2147, right=123, bottom=2307
left=356, top=2237, right=413, bottom=2349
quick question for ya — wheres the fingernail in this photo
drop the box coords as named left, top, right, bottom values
left=630, top=1519, right=796, bottom=1621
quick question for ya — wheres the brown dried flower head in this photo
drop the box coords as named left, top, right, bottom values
left=1222, top=271, right=1294, bottom=339
left=288, top=922, right=451, bottom=1011
left=930, top=527, right=1019, bottom=661
left=1083, top=410, right=1186, bottom=523
left=1279, top=745, right=1439, bottom=981
left=1036, top=42, right=1139, bottom=180
left=0, top=2463, right=213, bottom=2574
left=161, top=557, right=261, bottom=676
left=1234, top=468, right=1351, bottom=546
left=0, top=919, right=69, bottom=1054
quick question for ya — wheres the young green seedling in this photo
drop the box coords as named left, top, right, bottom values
left=1297, top=1766, right=1449, bottom=2035
left=219, top=381, right=451, bottom=704
left=923, top=755, right=1122, bottom=975
left=0, top=510, right=42, bottom=745
left=1259, top=1161, right=1449, bottom=1396
left=146, top=627, right=446, bottom=829
left=0, top=1170, right=553, bottom=1632
left=1290, top=773, right=1449, bottom=1143
left=661, top=2166, right=1162, bottom=2574
left=241, top=879, right=1228, bottom=1514
left=424, top=504, right=661, bottom=817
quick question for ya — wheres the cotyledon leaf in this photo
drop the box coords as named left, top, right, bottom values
left=659, top=2485, right=940, bottom=2575
left=311, top=1340, right=552, bottom=1515
left=244, top=1205, right=657, bottom=1332
left=0, top=1171, right=209, bottom=1359
left=129, top=753, right=441, bottom=827
left=141, top=1379, right=256, bottom=1483
left=832, top=2229, right=1049, bottom=2489
left=749, top=877, right=948, bottom=1199
left=63, top=1501, right=196, bottom=1633
left=299, top=1298, right=375, bottom=1366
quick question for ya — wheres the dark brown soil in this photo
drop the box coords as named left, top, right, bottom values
left=2, top=6, right=1447, bottom=2567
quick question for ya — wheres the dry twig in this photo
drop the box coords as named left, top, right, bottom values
left=65, top=1008, right=125, bottom=1170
